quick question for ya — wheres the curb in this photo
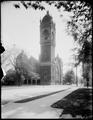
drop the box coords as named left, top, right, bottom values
left=2, top=87, right=71, bottom=106
left=14, top=87, right=71, bottom=103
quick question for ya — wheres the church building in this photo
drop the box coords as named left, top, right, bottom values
left=39, top=11, right=63, bottom=85
left=1, top=11, right=63, bottom=86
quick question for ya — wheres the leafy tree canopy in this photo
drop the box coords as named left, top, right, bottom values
left=63, top=70, right=75, bottom=84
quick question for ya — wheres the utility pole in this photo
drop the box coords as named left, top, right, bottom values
left=75, top=55, right=78, bottom=86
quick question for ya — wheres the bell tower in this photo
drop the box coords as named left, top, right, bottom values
left=40, top=11, right=56, bottom=85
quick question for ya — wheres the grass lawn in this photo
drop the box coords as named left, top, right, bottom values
left=51, top=88, right=92, bottom=119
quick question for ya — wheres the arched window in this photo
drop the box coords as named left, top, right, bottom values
left=43, top=29, right=49, bottom=40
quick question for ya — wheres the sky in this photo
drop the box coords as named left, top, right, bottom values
left=1, top=1, right=82, bottom=76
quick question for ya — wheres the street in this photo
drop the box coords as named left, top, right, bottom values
left=1, top=85, right=79, bottom=118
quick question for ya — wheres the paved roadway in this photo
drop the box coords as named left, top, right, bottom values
left=1, top=85, right=74, bottom=103
left=2, top=86, right=79, bottom=118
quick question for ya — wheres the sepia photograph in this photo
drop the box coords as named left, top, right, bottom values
left=1, top=1, right=92, bottom=119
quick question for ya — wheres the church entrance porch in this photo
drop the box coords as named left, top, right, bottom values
left=24, top=78, right=40, bottom=85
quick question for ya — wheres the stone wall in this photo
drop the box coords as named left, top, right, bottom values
left=40, top=65, right=51, bottom=85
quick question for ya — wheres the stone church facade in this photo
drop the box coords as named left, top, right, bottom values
left=1, top=11, right=63, bottom=85
left=39, top=11, right=63, bottom=85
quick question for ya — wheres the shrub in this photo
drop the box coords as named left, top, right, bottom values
left=2, top=70, right=18, bottom=85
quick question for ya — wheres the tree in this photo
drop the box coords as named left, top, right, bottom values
left=2, top=49, right=30, bottom=85
left=28, top=56, right=40, bottom=73
left=15, top=50, right=32, bottom=85
left=1, top=46, right=40, bottom=85
left=65, top=1, right=92, bottom=66
left=15, top=51, right=40, bottom=85
left=63, top=70, right=75, bottom=84
left=2, top=69, right=17, bottom=85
